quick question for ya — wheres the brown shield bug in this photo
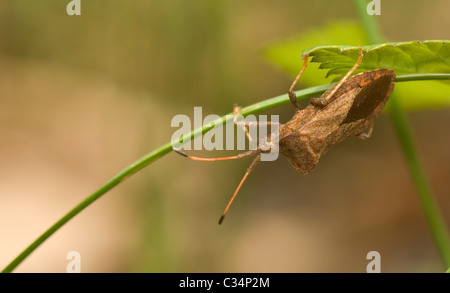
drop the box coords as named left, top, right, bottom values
left=174, top=47, right=396, bottom=224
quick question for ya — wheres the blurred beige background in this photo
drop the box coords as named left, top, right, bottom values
left=0, top=0, right=449, bottom=272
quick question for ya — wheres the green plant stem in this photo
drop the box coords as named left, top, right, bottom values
left=0, top=83, right=327, bottom=273
left=2, top=72, right=450, bottom=273
left=394, top=73, right=450, bottom=82
left=390, top=97, right=450, bottom=267
left=354, top=0, right=450, bottom=268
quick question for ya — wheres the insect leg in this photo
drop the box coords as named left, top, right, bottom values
left=233, top=104, right=280, bottom=153
left=233, top=105, right=280, bottom=128
left=310, top=47, right=364, bottom=108
left=288, top=54, right=309, bottom=111
left=357, top=125, right=374, bottom=140
left=233, top=105, right=253, bottom=143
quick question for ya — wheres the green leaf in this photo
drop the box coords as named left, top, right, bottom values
left=305, top=41, right=450, bottom=111
left=264, top=23, right=450, bottom=111
left=264, top=20, right=369, bottom=86
left=304, top=40, right=450, bottom=78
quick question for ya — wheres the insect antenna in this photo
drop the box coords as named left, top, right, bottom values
left=173, top=148, right=259, bottom=161
left=218, top=154, right=261, bottom=225
left=173, top=147, right=262, bottom=224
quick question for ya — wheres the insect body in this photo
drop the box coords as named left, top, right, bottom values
left=174, top=48, right=396, bottom=224
left=280, top=67, right=395, bottom=174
